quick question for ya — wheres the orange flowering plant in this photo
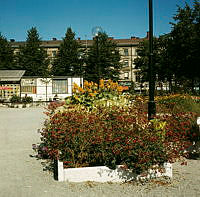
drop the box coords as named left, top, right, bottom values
left=66, top=79, right=125, bottom=109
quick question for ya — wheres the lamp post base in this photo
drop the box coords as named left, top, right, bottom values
left=148, top=101, right=156, bottom=120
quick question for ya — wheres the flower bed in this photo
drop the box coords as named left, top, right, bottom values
left=33, top=80, right=200, bottom=182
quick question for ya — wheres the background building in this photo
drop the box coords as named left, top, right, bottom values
left=10, top=34, right=148, bottom=90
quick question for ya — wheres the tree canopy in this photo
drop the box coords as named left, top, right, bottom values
left=51, top=27, right=84, bottom=76
left=169, top=0, right=200, bottom=89
left=134, top=38, right=161, bottom=82
left=0, top=33, right=15, bottom=70
left=16, top=27, right=49, bottom=76
left=85, top=32, right=121, bottom=83
left=134, top=0, right=200, bottom=93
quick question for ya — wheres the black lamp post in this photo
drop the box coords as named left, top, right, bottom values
left=148, top=0, right=156, bottom=119
left=92, top=26, right=103, bottom=85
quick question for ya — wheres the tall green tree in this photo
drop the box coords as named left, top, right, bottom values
left=135, top=0, right=200, bottom=93
left=169, top=0, right=200, bottom=90
left=51, top=27, right=84, bottom=76
left=0, top=33, right=15, bottom=70
left=17, top=27, right=49, bottom=76
left=134, top=38, right=161, bottom=82
left=85, top=32, right=121, bottom=83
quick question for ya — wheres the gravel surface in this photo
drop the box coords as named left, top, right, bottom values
left=0, top=106, right=200, bottom=197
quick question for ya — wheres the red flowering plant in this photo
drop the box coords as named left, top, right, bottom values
left=33, top=82, right=200, bottom=176
left=33, top=91, right=199, bottom=175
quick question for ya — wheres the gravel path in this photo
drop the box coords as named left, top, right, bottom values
left=0, top=107, right=200, bottom=197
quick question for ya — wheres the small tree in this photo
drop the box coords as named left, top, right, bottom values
left=16, top=27, right=49, bottom=76
left=51, top=27, right=84, bottom=76
left=0, top=33, right=16, bottom=70
left=85, top=32, right=121, bottom=83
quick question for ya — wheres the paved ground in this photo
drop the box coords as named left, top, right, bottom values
left=0, top=107, right=200, bottom=197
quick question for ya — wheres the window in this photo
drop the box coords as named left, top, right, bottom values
left=21, top=86, right=36, bottom=94
left=52, top=50, right=57, bottom=57
left=52, top=79, right=68, bottom=94
left=0, top=84, right=20, bottom=99
left=124, top=48, right=129, bottom=56
left=135, top=72, right=143, bottom=82
left=21, top=79, right=37, bottom=94
left=124, top=72, right=129, bottom=79
left=123, top=60, right=129, bottom=67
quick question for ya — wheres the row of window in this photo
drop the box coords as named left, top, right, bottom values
left=0, top=84, right=20, bottom=98
left=47, top=48, right=137, bottom=58
left=121, top=48, right=137, bottom=56
left=21, top=79, right=68, bottom=94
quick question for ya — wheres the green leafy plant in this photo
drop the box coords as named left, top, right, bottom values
left=22, top=96, right=33, bottom=103
left=10, top=95, right=21, bottom=103
left=156, top=94, right=200, bottom=114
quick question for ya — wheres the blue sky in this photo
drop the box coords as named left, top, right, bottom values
left=0, top=0, right=194, bottom=41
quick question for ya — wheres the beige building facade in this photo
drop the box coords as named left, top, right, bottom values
left=10, top=34, right=148, bottom=89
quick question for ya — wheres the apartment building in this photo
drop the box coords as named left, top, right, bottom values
left=10, top=34, right=147, bottom=89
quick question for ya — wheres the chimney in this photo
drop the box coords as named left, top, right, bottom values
left=77, top=37, right=81, bottom=41
left=10, top=39, right=15, bottom=42
left=52, top=38, right=57, bottom=41
left=131, top=36, right=136, bottom=40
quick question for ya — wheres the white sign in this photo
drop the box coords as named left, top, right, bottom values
left=21, top=79, right=36, bottom=86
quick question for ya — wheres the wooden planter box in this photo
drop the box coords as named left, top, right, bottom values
left=57, top=160, right=172, bottom=182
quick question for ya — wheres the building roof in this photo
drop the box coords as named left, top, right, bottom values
left=0, top=70, right=26, bottom=81
left=10, top=36, right=146, bottom=48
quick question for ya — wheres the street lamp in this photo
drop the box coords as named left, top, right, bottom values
left=92, top=26, right=103, bottom=85
left=148, top=0, right=156, bottom=119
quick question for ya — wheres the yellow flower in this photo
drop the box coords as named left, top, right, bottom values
left=78, top=87, right=85, bottom=93
left=87, top=88, right=92, bottom=93
left=73, top=83, right=79, bottom=89
left=99, top=84, right=104, bottom=89
left=100, top=79, right=104, bottom=84
left=84, top=80, right=89, bottom=87
left=117, top=86, right=123, bottom=92
left=74, top=95, right=79, bottom=100
left=89, top=93, right=95, bottom=97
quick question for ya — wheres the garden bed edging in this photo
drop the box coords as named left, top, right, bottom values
left=57, top=160, right=172, bottom=182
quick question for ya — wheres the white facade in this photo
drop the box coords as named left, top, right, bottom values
left=21, top=77, right=83, bottom=101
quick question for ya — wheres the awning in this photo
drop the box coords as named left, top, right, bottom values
left=0, top=70, right=25, bottom=81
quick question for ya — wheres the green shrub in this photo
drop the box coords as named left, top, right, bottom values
left=156, top=94, right=200, bottom=114
left=22, top=96, right=33, bottom=103
left=10, top=95, right=21, bottom=103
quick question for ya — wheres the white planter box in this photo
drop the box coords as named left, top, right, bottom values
left=57, top=160, right=172, bottom=182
